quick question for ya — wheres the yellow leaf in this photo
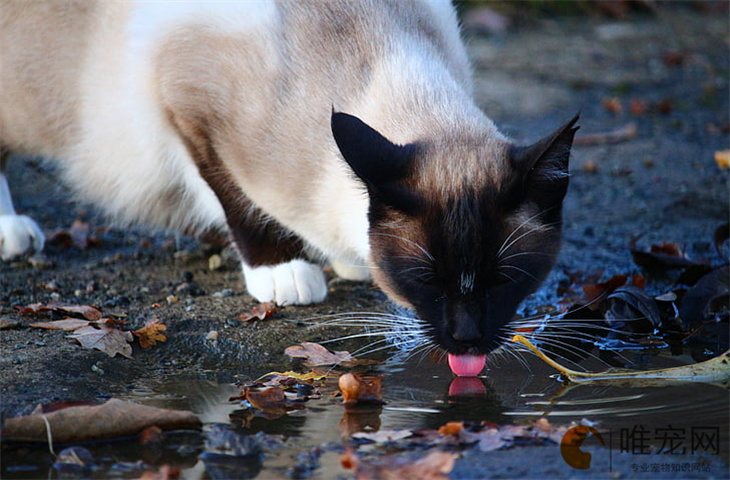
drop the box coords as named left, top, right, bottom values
left=511, top=334, right=730, bottom=385
left=715, top=150, right=730, bottom=169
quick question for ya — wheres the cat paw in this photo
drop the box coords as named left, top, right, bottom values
left=242, top=259, right=327, bottom=305
left=0, top=214, right=45, bottom=260
left=330, top=259, right=371, bottom=281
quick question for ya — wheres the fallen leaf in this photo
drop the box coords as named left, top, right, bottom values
left=29, top=318, right=91, bottom=331
left=239, top=386, right=306, bottom=419
left=15, top=303, right=103, bottom=321
left=14, top=302, right=49, bottom=315
left=285, top=342, right=356, bottom=367
left=512, top=334, right=730, bottom=385
left=352, top=429, right=413, bottom=444
left=461, top=426, right=513, bottom=452
left=255, top=370, right=329, bottom=386
left=339, top=372, right=384, bottom=405
left=604, top=285, right=662, bottom=334
left=137, top=465, right=181, bottom=480
left=133, top=318, right=168, bottom=348
left=602, top=97, right=623, bottom=114
left=347, top=450, right=458, bottom=480
left=532, top=417, right=570, bottom=444
left=655, top=98, right=672, bottom=115
left=68, top=325, right=134, bottom=358
left=678, top=266, right=729, bottom=325
left=715, top=150, right=730, bottom=169
left=437, top=422, right=463, bottom=436
left=630, top=238, right=701, bottom=270
left=237, top=302, right=280, bottom=322
left=1, top=398, right=201, bottom=443
left=56, top=304, right=104, bottom=321
left=629, top=98, right=649, bottom=115
left=582, top=274, right=627, bottom=306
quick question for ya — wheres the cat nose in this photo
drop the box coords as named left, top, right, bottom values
left=450, top=304, right=482, bottom=344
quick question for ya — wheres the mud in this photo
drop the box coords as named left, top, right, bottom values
left=1, top=4, right=728, bottom=479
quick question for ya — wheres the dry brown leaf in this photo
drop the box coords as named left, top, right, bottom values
left=602, top=97, right=622, bottom=114
left=352, top=429, right=413, bottom=444
left=29, top=318, right=91, bottom=331
left=348, top=450, right=458, bottom=480
left=437, top=422, right=463, bottom=436
left=68, top=325, right=134, bottom=358
left=133, top=318, right=168, bottom=349
left=285, top=342, right=355, bottom=367
left=237, top=302, right=280, bottom=322
left=581, top=274, right=627, bottom=306
left=15, top=303, right=103, bottom=321
left=715, top=150, right=730, bottom=169
left=57, top=304, right=104, bottom=321
left=137, top=465, right=181, bottom=480
left=1, top=398, right=201, bottom=443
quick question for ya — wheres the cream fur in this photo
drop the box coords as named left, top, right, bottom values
left=0, top=0, right=496, bottom=305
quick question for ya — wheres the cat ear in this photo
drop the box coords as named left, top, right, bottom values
left=510, top=113, right=579, bottom=210
left=331, top=111, right=415, bottom=186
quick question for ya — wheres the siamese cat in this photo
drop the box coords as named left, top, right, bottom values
left=0, top=1, right=577, bottom=376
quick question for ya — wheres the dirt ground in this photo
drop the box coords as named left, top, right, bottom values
left=1, top=3, right=728, bottom=478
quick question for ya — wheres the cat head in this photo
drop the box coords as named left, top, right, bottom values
left=332, top=111, right=578, bottom=356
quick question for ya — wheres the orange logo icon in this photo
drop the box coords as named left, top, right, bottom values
left=560, top=425, right=605, bottom=470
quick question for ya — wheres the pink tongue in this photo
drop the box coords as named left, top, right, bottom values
left=448, top=353, right=486, bottom=377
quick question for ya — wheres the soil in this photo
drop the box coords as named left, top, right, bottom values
left=1, top=4, right=728, bottom=478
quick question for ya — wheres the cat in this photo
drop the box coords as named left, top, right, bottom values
left=0, top=0, right=577, bottom=375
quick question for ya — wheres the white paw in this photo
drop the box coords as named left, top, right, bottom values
left=242, top=259, right=327, bottom=305
left=330, top=258, right=371, bottom=281
left=0, top=214, right=45, bottom=260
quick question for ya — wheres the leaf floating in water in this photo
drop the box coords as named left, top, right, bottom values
left=678, top=266, right=729, bottom=326
left=511, top=334, right=730, bottom=385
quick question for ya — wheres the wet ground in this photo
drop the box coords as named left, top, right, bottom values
left=1, top=4, right=729, bottom=479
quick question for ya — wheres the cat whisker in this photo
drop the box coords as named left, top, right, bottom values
left=496, top=210, right=559, bottom=259
left=497, top=264, right=540, bottom=283
left=498, top=250, right=553, bottom=264
left=372, top=232, right=435, bottom=262
left=497, top=270, right=519, bottom=285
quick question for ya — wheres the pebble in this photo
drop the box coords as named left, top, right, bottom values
left=212, top=288, right=234, bottom=298
left=208, top=254, right=223, bottom=271
left=205, top=330, right=219, bottom=340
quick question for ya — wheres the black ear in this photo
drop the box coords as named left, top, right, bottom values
left=331, top=111, right=415, bottom=186
left=510, top=113, right=579, bottom=210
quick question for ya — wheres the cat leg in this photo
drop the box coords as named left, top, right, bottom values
left=167, top=113, right=326, bottom=305
left=0, top=150, right=45, bottom=260
left=243, top=259, right=327, bottom=306
left=330, top=258, right=372, bottom=281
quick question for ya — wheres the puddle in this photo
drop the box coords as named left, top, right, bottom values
left=2, top=352, right=727, bottom=479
